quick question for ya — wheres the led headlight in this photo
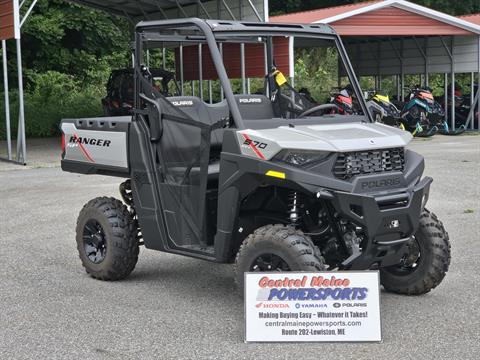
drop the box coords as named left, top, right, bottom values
left=273, top=149, right=331, bottom=167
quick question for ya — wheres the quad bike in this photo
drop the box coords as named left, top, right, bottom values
left=60, top=19, right=450, bottom=297
left=366, top=92, right=404, bottom=129
left=398, top=86, right=439, bottom=137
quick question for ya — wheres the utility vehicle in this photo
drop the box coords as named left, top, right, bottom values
left=61, top=19, right=450, bottom=295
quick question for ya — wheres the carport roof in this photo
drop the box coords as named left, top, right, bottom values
left=270, top=0, right=480, bottom=35
left=460, top=13, right=480, bottom=26
left=68, top=0, right=201, bottom=18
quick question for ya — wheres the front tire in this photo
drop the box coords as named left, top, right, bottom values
left=234, top=225, right=326, bottom=295
left=76, top=197, right=139, bottom=281
left=381, top=210, right=450, bottom=295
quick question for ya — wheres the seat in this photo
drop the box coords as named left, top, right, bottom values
left=233, top=94, right=275, bottom=120
left=167, top=96, right=229, bottom=151
left=163, top=97, right=228, bottom=184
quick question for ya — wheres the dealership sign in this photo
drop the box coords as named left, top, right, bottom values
left=0, top=0, right=20, bottom=40
left=245, top=272, right=381, bottom=342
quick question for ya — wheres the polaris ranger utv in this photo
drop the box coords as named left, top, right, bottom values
left=61, top=19, right=450, bottom=295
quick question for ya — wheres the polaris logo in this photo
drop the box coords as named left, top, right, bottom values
left=69, top=136, right=111, bottom=147
left=360, top=178, right=401, bottom=190
left=171, top=100, right=194, bottom=106
left=239, top=98, right=262, bottom=104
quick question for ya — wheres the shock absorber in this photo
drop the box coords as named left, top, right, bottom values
left=288, top=191, right=302, bottom=225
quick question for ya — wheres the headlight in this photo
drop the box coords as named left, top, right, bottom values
left=273, top=149, right=331, bottom=167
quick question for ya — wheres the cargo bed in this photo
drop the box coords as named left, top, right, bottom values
left=61, top=116, right=131, bottom=177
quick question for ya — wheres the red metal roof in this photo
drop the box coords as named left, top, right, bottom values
left=459, top=13, right=480, bottom=25
left=270, top=1, right=381, bottom=24
left=270, top=0, right=478, bottom=36
left=333, top=7, right=472, bottom=35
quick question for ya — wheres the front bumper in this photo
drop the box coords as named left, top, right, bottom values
left=319, top=176, right=432, bottom=270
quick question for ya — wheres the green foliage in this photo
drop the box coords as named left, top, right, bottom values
left=0, top=0, right=131, bottom=139
left=0, top=71, right=103, bottom=138
left=294, top=47, right=340, bottom=102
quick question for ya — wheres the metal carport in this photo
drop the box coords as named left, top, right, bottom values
left=1, top=0, right=267, bottom=164
left=271, top=0, right=480, bottom=131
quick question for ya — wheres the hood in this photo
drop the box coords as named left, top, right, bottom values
left=236, top=122, right=412, bottom=160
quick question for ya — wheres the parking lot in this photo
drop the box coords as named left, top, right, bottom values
left=0, top=135, right=479, bottom=360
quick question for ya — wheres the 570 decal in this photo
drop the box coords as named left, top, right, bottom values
left=243, top=139, right=268, bottom=149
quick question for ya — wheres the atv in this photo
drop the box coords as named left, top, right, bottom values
left=61, top=19, right=450, bottom=296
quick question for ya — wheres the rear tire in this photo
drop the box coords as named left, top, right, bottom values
left=76, top=197, right=139, bottom=281
left=380, top=209, right=450, bottom=295
left=234, top=225, right=326, bottom=296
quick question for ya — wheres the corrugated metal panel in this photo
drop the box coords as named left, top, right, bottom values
left=68, top=0, right=266, bottom=21
left=459, top=14, right=480, bottom=26
left=176, top=37, right=289, bottom=81
left=270, top=1, right=380, bottom=24
left=0, top=0, right=15, bottom=40
left=332, top=7, right=473, bottom=35
left=345, top=36, right=479, bottom=75
left=162, top=0, right=265, bottom=21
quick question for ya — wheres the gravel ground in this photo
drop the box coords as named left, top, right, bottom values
left=0, top=134, right=479, bottom=360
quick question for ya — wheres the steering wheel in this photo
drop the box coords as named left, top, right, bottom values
left=298, top=104, right=341, bottom=118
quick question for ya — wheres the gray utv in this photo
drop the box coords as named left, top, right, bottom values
left=61, top=19, right=450, bottom=295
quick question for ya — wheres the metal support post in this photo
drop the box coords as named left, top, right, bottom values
left=444, top=73, right=448, bottom=121
left=199, top=44, right=203, bottom=99
left=16, top=38, right=26, bottom=164
left=471, top=72, right=475, bottom=130
left=240, top=43, right=246, bottom=94
left=246, top=0, right=262, bottom=21
left=180, top=44, right=184, bottom=95
left=451, top=37, right=455, bottom=131
left=208, top=80, right=212, bottom=104
left=219, top=43, right=224, bottom=99
left=2, top=40, right=12, bottom=160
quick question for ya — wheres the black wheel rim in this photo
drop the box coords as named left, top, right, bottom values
left=387, top=236, right=421, bottom=275
left=250, top=254, right=290, bottom=272
left=83, top=219, right=107, bottom=264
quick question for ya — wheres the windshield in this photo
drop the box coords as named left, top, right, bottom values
left=137, top=24, right=369, bottom=128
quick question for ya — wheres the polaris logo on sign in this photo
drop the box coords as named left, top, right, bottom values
left=239, top=98, right=262, bottom=104
left=171, top=100, right=194, bottom=107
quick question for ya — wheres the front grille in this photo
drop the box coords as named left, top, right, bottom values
left=334, top=148, right=405, bottom=180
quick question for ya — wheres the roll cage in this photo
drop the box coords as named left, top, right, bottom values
left=133, top=18, right=373, bottom=128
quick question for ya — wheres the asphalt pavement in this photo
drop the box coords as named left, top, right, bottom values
left=0, top=134, right=479, bottom=360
